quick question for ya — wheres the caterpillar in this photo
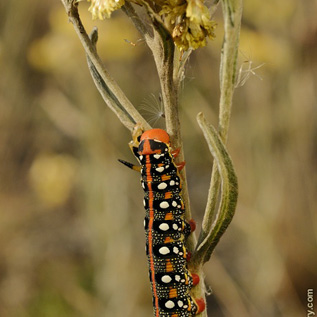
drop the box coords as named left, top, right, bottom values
left=119, top=127, right=205, bottom=317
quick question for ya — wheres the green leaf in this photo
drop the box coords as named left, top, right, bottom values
left=194, top=112, right=238, bottom=264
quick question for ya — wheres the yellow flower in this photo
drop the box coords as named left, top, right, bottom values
left=161, top=0, right=216, bottom=50
left=85, top=0, right=215, bottom=50
left=88, top=0, right=125, bottom=19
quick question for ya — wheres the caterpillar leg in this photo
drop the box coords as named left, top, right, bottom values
left=194, top=298, right=206, bottom=314
left=171, top=148, right=180, bottom=158
left=188, top=219, right=196, bottom=233
left=191, top=273, right=200, bottom=286
left=129, top=124, right=144, bottom=157
left=183, top=218, right=196, bottom=239
left=171, top=149, right=186, bottom=171
left=176, top=161, right=186, bottom=171
left=130, top=124, right=144, bottom=147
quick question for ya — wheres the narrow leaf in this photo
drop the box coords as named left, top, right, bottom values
left=194, top=112, right=238, bottom=264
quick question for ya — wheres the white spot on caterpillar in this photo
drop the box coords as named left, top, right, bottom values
left=165, top=300, right=175, bottom=309
left=173, top=246, right=179, bottom=254
left=161, top=275, right=172, bottom=283
left=175, top=275, right=181, bottom=282
left=156, top=166, right=164, bottom=173
left=170, top=180, right=175, bottom=186
left=172, top=201, right=177, bottom=207
left=178, top=300, right=184, bottom=307
left=159, top=246, right=170, bottom=255
left=165, top=165, right=170, bottom=169
left=153, top=154, right=162, bottom=159
left=139, top=155, right=143, bottom=160
left=160, top=201, right=169, bottom=209
left=159, top=223, right=169, bottom=231
left=172, top=224, right=178, bottom=230
left=157, top=182, right=167, bottom=190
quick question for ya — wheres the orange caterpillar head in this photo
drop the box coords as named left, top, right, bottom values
left=140, top=129, right=170, bottom=144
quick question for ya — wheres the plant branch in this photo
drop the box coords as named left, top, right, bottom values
left=151, top=17, right=197, bottom=251
left=196, top=0, right=242, bottom=262
left=60, top=0, right=150, bottom=131
left=188, top=112, right=238, bottom=317
left=219, top=0, right=242, bottom=142
left=86, top=28, right=138, bottom=129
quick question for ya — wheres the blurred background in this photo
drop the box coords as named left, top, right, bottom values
left=0, top=0, right=316, bottom=316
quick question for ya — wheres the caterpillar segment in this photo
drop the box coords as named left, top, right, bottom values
left=120, top=128, right=205, bottom=316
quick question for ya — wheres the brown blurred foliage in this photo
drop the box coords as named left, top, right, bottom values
left=0, top=0, right=316, bottom=316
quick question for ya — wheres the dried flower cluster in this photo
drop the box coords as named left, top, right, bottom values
left=88, top=0, right=125, bottom=19
left=87, top=0, right=216, bottom=50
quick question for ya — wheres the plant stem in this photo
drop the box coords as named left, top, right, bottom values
left=60, top=0, right=150, bottom=131
left=197, top=0, right=243, bottom=262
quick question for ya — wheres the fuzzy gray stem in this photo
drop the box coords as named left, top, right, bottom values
left=154, top=35, right=197, bottom=253
left=60, top=0, right=150, bottom=131
left=197, top=0, right=243, bottom=262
